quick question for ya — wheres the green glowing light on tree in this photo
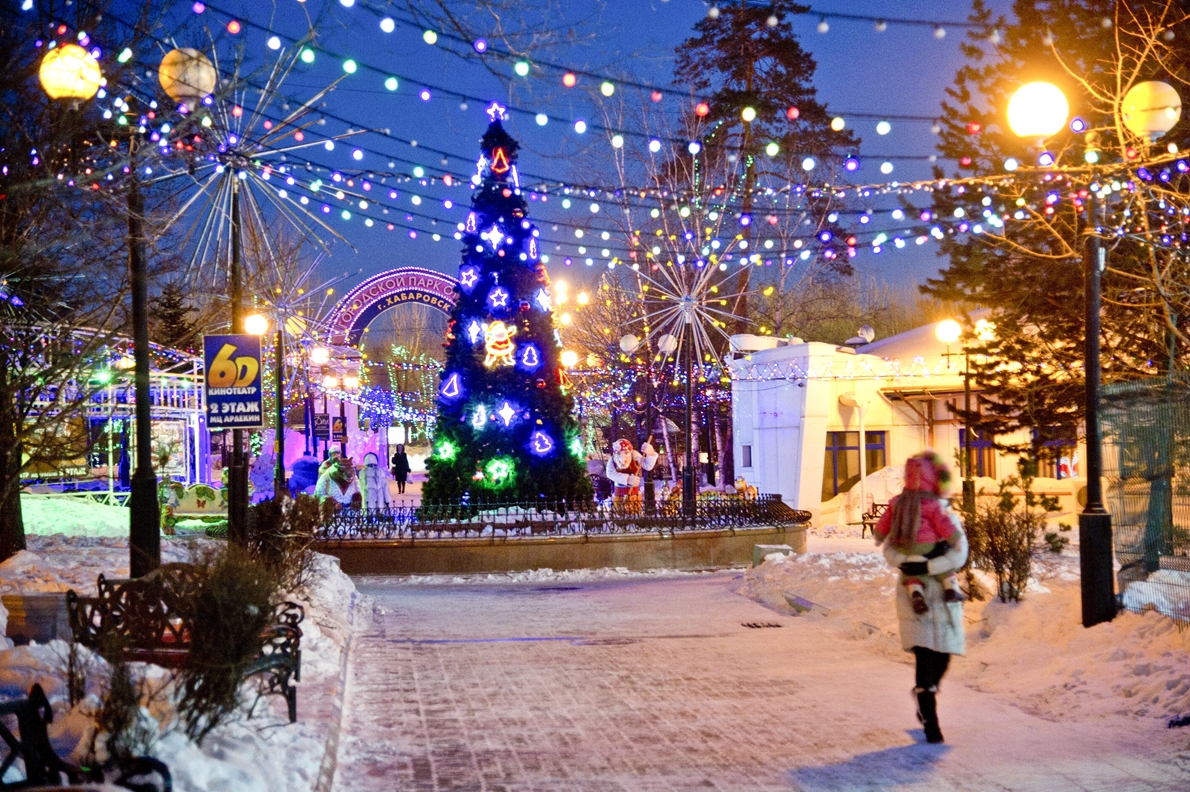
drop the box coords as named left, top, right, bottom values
left=485, top=456, right=514, bottom=486
left=436, top=440, right=456, bottom=461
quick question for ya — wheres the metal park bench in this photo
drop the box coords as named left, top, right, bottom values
left=0, top=683, right=172, bottom=790
left=860, top=502, right=888, bottom=539
left=65, top=563, right=304, bottom=723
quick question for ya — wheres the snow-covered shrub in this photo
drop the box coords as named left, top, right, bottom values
left=176, top=546, right=279, bottom=744
left=246, top=494, right=322, bottom=596
left=967, top=461, right=1057, bottom=602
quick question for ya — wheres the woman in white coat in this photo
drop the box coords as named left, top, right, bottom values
left=874, top=451, right=968, bottom=744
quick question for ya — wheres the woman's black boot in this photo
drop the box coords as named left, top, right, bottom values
left=915, top=687, right=944, bottom=744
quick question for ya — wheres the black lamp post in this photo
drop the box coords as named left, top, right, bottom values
left=1007, top=81, right=1118, bottom=626
left=38, top=49, right=161, bottom=577
left=126, top=140, right=161, bottom=578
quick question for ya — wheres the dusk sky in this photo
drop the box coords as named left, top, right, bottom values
left=185, top=0, right=1013, bottom=300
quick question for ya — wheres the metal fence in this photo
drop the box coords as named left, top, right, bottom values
left=1101, top=374, right=1190, bottom=620
left=316, top=493, right=810, bottom=541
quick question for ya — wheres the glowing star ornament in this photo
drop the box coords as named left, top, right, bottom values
left=534, top=288, right=552, bottom=312
left=497, top=401, right=517, bottom=427
left=530, top=430, right=555, bottom=457
left=485, top=101, right=507, bottom=122
left=459, top=266, right=479, bottom=291
left=485, top=457, right=514, bottom=485
left=482, top=321, right=518, bottom=367
left=481, top=225, right=504, bottom=247
left=435, top=440, right=457, bottom=461
left=487, top=287, right=510, bottom=310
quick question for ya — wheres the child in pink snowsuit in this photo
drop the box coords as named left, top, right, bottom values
left=875, top=451, right=966, bottom=614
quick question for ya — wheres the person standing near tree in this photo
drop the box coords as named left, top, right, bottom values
left=874, top=451, right=968, bottom=744
left=391, top=444, right=410, bottom=495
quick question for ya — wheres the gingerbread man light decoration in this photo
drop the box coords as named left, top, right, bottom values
left=482, top=320, right=517, bottom=367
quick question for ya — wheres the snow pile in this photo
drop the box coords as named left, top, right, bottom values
left=737, top=548, right=1190, bottom=722
left=735, top=550, right=901, bottom=643
left=379, top=565, right=732, bottom=586
left=0, top=536, right=203, bottom=595
left=1121, top=570, right=1190, bottom=620
left=20, top=494, right=132, bottom=538
left=0, top=534, right=359, bottom=792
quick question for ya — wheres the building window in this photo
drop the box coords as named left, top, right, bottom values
left=741, top=444, right=752, bottom=468
left=823, top=431, right=886, bottom=500
left=958, top=429, right=996, bottom=479
left=1034, top=428, right=1078, bottom=479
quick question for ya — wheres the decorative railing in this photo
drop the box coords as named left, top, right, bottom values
left=316, top=493, right=810, bottom=541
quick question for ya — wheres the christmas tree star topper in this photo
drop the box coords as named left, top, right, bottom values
left=485, top=101, right=507, bottom=122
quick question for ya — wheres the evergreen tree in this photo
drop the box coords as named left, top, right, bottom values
left=423, top=107, right=592, bottom=506
left=925, top=0, right=1190, bottom=457
left=674, top=0, right=857, bottom=327
left=151, top=281, right=198, bottom=354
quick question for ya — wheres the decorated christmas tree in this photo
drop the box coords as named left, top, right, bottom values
left=423, top=104, right=592, bottom=505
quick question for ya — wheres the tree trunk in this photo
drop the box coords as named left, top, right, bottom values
left=660, top=413, right=676, bottom=485
left=712, top=407, right=726, bottom=491
left=0, top=414, right=26, bottom=561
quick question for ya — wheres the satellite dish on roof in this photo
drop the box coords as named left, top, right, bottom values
left=844, top=324, right=876, bottom=346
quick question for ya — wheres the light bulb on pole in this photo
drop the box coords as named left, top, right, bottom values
left=244, top=313, right=269, bottom=336
left=1008, top=78, right=1118, bottom=628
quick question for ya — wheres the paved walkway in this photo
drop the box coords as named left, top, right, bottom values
left=333, top=573, right=1190, bottom=791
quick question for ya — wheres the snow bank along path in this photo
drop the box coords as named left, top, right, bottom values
left=333, top=545, right=1190, bottom=791
left=0, top=533, right=359, bottom=792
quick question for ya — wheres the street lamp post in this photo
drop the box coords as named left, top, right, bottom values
left=936, top=319, right=975, bottom=515
left=126, top=140, right=160, bottom=578
left=1007, top=80, right=1119, bottom=627
left=39, top=46, right=161, bottom=576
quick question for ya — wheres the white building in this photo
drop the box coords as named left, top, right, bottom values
left=729, top=319, right=1085, bottom=527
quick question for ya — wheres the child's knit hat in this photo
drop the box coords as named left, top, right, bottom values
left=904, top=450, right=953, bottom=497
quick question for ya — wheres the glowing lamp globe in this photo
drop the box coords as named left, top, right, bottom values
left=935, top=319, right=962, bottom=345
left=619, top=333, right=640, bottom=353
left=310, top=346, right=330, bottom=365
left=657, top=333, right=679, bottom=355
left=39, top=44, right=103, bottom=100
left=244, top=313, right=269, bottom=335
left=322, top=374, right=339, bottom=389
left=1007, top=82, right=1068, bottom=139
left=560, top=350, right=579, bottom=368
left=158, top=48, right=217, bottom=111
left=1122, top=81, right=1181, bottom=140
left=343, top=374, right=360, bottom=390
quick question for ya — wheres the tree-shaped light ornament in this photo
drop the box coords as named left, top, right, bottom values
left=423, top=103, right=592, bottom=505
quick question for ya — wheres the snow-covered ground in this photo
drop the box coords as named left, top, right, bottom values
left=20, top=494, right=133, bottom=538
left=0, top=530, right=358, bottom=792
left=337, top=553, right=1190, bottom=790
left=741, top=536, right=1190, bottom=723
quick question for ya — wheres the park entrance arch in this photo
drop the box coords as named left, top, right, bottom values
left=327, top=267, right=458, bottom=346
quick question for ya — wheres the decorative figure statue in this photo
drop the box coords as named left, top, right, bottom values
left=605, top=438, right=658, bottom=514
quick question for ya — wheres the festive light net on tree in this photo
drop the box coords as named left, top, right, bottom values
left=422, top=104, right=591, bottom=506
left=1101, top=374, right=1190, bottom=619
